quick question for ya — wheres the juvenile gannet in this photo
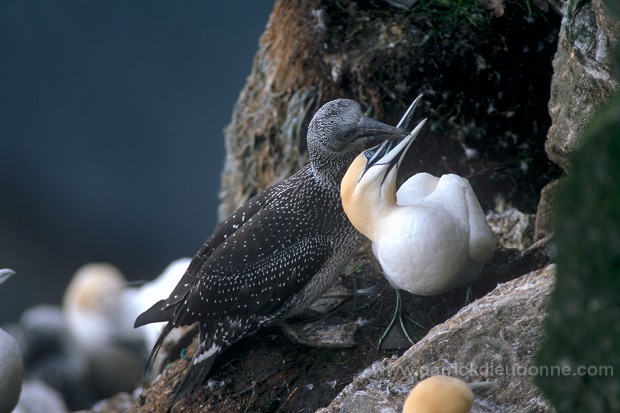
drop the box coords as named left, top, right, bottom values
left=134, top=98, right=408, bottom=409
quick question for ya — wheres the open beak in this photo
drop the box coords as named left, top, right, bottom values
left=359, top=94, right=426, bottom=179
left=353, top=94, right=424, bottom=145
left=396, top=94, right=423, bottom=131
left=362, top=118, right=427, bottom=181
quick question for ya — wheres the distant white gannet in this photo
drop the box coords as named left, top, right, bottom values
left=402, top=375, right=491, bottom=413
left=62, top=263, right=146, bottom=396
left=0, top=268, right=23, bottom=413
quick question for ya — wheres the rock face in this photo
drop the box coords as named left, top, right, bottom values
left=534, top=179, right=559, bottom=241
left=219, top=0, right=562, bottom=220
left=486, top=208, right=534, bottom=251
left=317, top=265, right=556, bottom=413
left=536, top=93, right=620, bottom=412
left=536, top=5, right=620, bottom=408
left=545, top=0, right=620, bottom=171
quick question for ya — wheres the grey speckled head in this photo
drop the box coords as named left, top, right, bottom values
left=307, top=99, right=405, bottom=182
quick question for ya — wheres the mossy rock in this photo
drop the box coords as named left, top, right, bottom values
left=219, top=0, right=562, bottom=220
left=535, top=93, right=620, bottom=411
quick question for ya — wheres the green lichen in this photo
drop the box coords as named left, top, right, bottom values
left=411, top=0, right=489, bottom=30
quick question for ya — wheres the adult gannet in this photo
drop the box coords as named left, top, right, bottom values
left=341, top=115, right=495, bottom=343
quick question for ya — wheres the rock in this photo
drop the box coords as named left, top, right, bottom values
left=340, top=391, right=398, bottom=413
left=486, top=208, right=534, bottom=251
left=306, top=278, right=352, bottom=315
left=535, top=91, right=620, bottom=411
left=90, top=392, right=134, bottom=413
left=0, top=328, right=23, bottom=413
left=281, top=316, right=360, bottom=348
left=534, top=179, right=559, bottom=241
left=12, top=380, right=67, bottom=413
left=317, top=265, right=556, bottom=413
left=545, top=0, right=620, bottom=171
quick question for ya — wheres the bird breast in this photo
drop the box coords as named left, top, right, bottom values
left=372, top=173, right=494, bottom=296
left=373, top=203, right=473, bottom=295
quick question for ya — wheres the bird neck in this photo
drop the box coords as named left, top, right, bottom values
left=311, top=150, right=358, bottom=190
left=341, top=158, right=398, bottom=241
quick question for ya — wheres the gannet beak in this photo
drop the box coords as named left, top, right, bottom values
left=396, top=94, right=423, bottom=131
left=359, top=94, right=424, bottom=175
left=0, top=268, right=15, bottom=286
left=352, top=116, right=407, bottom=144
left=361, top=118, right=427, bottom=179
left=379, top=118, right=427, bottom=166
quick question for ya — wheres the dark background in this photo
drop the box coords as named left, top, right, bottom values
left=0, top=1, right=274, bottom=323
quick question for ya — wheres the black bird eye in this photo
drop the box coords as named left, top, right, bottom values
left=364, top=150, right=375, bottom=159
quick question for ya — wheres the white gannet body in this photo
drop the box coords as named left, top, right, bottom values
left=374, top=172, right=495, bottom=295
left=62, top=263, right=146, bottom=396
left=342, top=105, right=495, bottom=346
left=63, top=259, right=192, bottom=389
left=63, top=263, right=141, bottom=349
left=127, top=257, right=191, bottom=351
left=341, top=120, right=495, bottom=298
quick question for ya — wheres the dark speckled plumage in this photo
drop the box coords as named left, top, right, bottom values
left=134, top=99, right=406, bottom=407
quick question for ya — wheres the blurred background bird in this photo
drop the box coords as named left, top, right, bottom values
left=0, top=1, right=273, bottom=328
left=0, top=268, right=23, bottom=413
left=62, top=259, right=191, bottom=396
left=402, top=375, right=492, bottom=413
left=1, top=259, right=190, bottom=410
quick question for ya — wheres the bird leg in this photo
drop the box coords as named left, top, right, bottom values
left=378, top=289, right=425, bottom=349
left=464, top=284, right=474, bottom=305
